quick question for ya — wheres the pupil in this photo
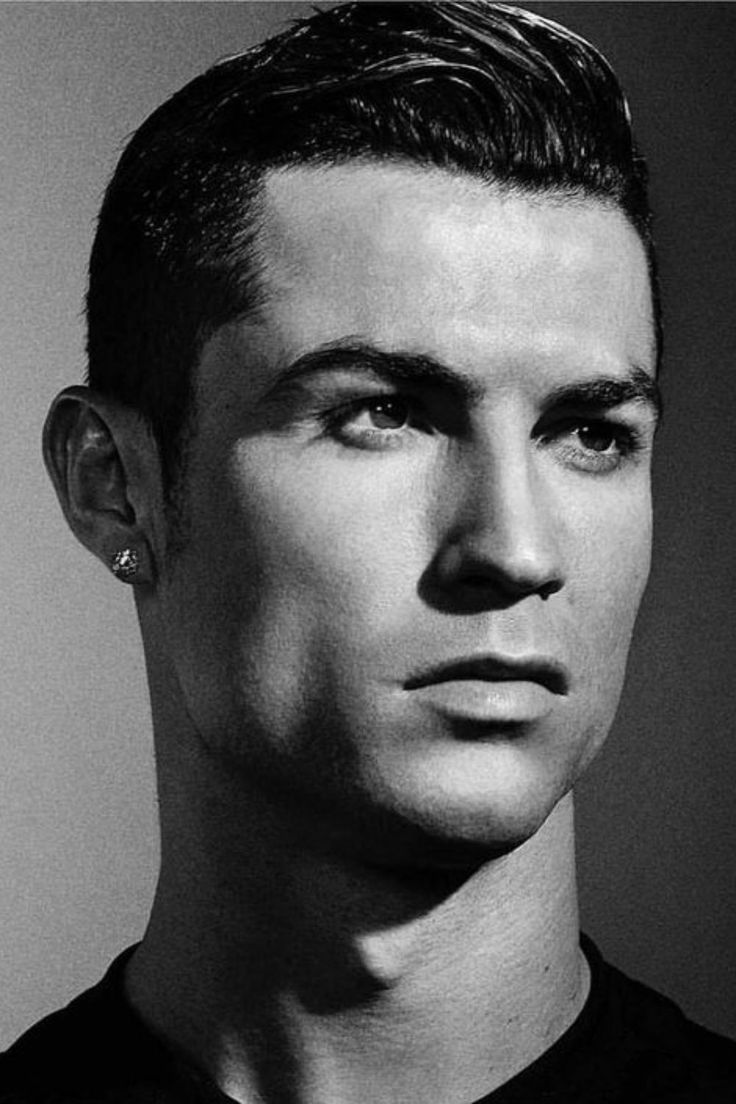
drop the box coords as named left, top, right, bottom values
left=369, top=398, right=408, bottom=430
left=579, top=424, right=613, bottom=452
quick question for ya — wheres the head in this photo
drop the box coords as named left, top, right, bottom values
left=84, top=0, right=660, bottom=492
left=46, top=2, right=661, bottom=870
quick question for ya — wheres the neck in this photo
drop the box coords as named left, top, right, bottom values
left=127, top=737, right=587, bottom=1104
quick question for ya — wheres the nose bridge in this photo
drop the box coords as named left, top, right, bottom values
left=439, top=419, right=565, bottom=597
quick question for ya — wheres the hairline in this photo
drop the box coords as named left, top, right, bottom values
left=194, top=155, right=658, bottom=394
left=162, top=154, right=658, bottom=552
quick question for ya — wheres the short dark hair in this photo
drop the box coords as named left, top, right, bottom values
left=87, top=1, right=659, bottom=488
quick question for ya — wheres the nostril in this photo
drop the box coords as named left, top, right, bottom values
left=460, top=573, right=497, bottom=589
left=539, top=579, right=563, bottom=602
left=456, top=568, right=562, bottom=600
left=419, top=547, right=564, bottom=613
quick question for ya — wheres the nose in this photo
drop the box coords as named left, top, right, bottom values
left=430, top=434, right=565, bottom=606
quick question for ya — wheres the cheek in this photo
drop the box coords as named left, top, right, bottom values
left=602, top=499, right=652, bottom=627
left=553, top=495, right=652, bottom=778
left=170, top=448, right=430, bottom=749
left=568, top=491, right=652, bottom=689
left=228, top=445, right=430, bottom=619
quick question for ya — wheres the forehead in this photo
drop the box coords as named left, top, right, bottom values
left=248, top=163, right=654, bottom=382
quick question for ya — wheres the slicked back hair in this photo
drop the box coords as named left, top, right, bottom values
left=87, top=1, right=659, bottom=489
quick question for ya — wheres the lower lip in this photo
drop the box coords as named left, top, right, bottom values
left=409, top=680, right=558, bottom=725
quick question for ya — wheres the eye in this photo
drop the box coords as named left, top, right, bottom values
left=575, top=422, right=619, bottom=453
left=322, top=393, right=426, bottom=450
left=539, top=417, right=642, bottom=474
left=362, top=396, right=410, bottom=430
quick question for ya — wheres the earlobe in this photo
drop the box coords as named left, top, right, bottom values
left=42, top=386, right=159, bottom=585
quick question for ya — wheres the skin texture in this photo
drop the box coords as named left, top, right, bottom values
left=155, top=164, right=656, bottom=862
left=45, top=163, right=658, bottom=1103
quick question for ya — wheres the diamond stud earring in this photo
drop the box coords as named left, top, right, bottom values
left=110, top=547, right=140, bottom=583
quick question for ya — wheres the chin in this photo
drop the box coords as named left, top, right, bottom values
left=347, top=799, right=563, bottom=876
left=348, top=745, right=577, bottom=871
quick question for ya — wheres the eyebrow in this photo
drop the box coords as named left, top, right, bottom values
left=271, top=338, right=662, bottom=420
left=272, top=339, right=484, bottom=402
left=543, top=371, right=662, bottom=421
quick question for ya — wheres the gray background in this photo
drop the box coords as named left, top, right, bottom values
left=1, top=2, right=734, bottom=1048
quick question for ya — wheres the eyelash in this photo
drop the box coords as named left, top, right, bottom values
left=537, top=418, right=643, bottom=474
left=321, top=395, right=425, bottom=450
left=320, top=394, right=644, bottom=472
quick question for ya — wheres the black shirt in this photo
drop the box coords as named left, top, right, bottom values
left=2, top=936, right=736, bottom=1103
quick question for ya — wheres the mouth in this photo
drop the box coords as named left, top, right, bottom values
left=403, top=654, right=569, bottom=727
left=405, top=654, right=569, bottom=695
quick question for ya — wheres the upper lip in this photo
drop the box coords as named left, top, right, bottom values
left=404, top=654, right=570, bottom=696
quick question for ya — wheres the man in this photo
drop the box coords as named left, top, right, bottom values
left=2, top=2, right=734, bottom=1101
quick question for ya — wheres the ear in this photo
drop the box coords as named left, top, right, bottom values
left=43, top=386, right=165, bottom=586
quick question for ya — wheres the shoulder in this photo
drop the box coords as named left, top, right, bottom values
left=584, top=936, right=736, bottom=1103
left=0, top=948, right=190, bottom=1104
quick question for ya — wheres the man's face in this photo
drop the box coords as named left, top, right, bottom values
left=157, top=164, right=657, bottom=866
